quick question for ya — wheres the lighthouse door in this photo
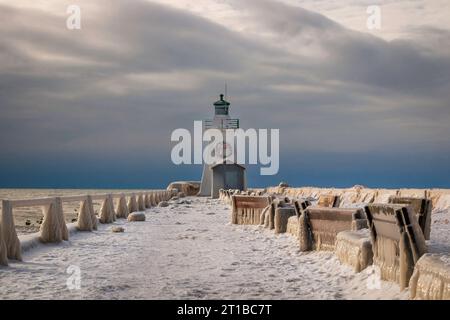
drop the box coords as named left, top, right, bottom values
left=224, top=168, right=243, bottom=190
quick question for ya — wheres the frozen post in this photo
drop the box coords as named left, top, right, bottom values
left=1, top=200, right=21, bottom=261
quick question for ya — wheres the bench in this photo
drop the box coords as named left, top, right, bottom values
left=299, top=207, right=367, bottom=252
left=274, top=207, right=296, bottom=234
left=388, top=196, right=432, bottom=240
left=231, top=195, right=271, bottom=225
left=286, top=200, right=312, bottom=237
left=317, top=194, right=340, bottom=208
left=364, top=204, right=427, bottom=290
left=409, top=253, right=450, bottom=300
left=335, top=230, right=373, bottom=272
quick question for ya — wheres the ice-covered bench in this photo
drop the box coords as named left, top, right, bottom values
left=220, top=189, right=237, bottom=204
left=261, top=196, right=300, bottom=230
left=409, top=253, right=450, bottom=300
left=298, top=207, right=367, bottom=252
left=364, top=204, right=427, bottom=290
left=388, top=196, right=432, bottom=240
left=286, top=200, right=312, bottom=237
left=335, top=229, right=373, bottom=272
left=317, top=194, right=340, bottom=208
left=274, top=207, right=296, bottom=234
left=231, top=195, right=271, bottom=225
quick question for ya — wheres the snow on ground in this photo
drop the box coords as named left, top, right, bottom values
left=428, top=210, right=450, bottom=253
left=0, top=196, right=423, bottom=300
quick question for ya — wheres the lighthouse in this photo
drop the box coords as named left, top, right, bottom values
left=198, top=94, right=247, bottom=198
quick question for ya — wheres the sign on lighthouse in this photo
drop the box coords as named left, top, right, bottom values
left=198, top=94, right=247, bottom=198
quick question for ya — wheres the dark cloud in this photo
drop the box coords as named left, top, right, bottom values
left=231, top=0, right=450, bottom=93
left=0, top=0, right=449, bottom=188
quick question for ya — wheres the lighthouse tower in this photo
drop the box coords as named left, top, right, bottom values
left=198, top=94, right=246, bottom=198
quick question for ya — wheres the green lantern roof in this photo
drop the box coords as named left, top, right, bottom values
left=213, top=94, right=230, bottom=106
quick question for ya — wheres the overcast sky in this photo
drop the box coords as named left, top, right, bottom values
left=0, top=0, right=449, bottom=188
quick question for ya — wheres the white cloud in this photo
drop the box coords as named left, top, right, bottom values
left=145, top=0, right=450, bottom=41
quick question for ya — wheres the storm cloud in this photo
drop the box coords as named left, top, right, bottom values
left=0, top=0, right=449, bottom=188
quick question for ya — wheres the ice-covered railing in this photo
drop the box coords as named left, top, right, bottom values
left=0, top=189, right=176, bottom=265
